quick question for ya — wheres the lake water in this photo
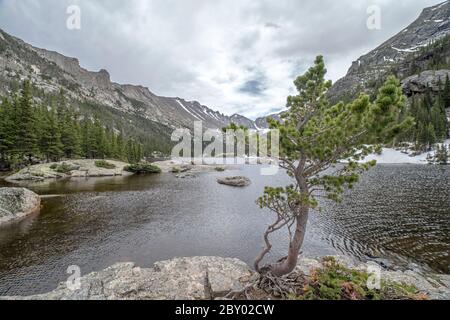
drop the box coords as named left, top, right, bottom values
left=0, top=164, right=449, bottom=296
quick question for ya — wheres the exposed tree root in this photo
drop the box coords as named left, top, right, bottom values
left=219, top=271, right=307, bottom=300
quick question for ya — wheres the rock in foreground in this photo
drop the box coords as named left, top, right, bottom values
left=217, top=176, right=251, bottom=187
left=0, top=188, right=41, bottom=224
left=1, top=255, right=449, bottom=300
left=3, top=257, right=251, bottom=300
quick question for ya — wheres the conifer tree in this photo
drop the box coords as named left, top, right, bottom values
left=435, top=144, right=448, bottom=165
left=16, top=80, right=38, bottom=163
left=254, top=56, right=413, bottom=276
left=444, top=75, right=450, bottom=109
left=126, top=138, right=136, bottom=163
left=80, top=117, right=95, bottom=159
left=0, top=98, right=15, bottom=163
left=116, top=131, right=125, bottom=160
left=56, top=90, right=81, bottom=158
left=430, top=99, right=447, bottom=140
left=38, top=106, right=64, bottom=161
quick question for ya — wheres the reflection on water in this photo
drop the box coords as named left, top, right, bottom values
left=0, top=164, right=449, bottom=295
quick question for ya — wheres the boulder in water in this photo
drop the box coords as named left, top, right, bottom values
left=217, top=176, right=251, bottom=187
left=0, top=188, right=41, bottom=224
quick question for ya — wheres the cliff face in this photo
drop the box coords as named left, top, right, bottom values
left=327, top=1, right=450, bottom=102
left=0, top=28, right=256, bottom=130
left=402, top=70, right=450, bottom=97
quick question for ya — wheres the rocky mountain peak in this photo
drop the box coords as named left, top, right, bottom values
left=350, top=0, right=449, bottom=73
left=327, top=1, right=450, bottom=103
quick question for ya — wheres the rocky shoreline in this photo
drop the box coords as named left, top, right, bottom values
left=2, top=256, right=448, bottom=300
left=3, top=159, right=231, bottom=183
left=151, top=159, right=229, bottom=174
left=4, top=159, right=134, bottom=183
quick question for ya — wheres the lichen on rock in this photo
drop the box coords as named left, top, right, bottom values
left=0, top=187, right=41, bottom=224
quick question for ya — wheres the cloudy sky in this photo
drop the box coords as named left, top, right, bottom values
left=0, top=0, right=445, bottom=119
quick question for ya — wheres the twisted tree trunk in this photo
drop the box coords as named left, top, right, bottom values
left=254, top=164, right=310, bottom=277
left=269, top=206, right=309, bottom=277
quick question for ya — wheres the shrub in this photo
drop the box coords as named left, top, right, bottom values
left=290, top=257, right=424, bottom=300
left=215, top=167, right=225, bottom=172
left=95, top=160, right=116, bottom=169
left=124, top=163, right=161, bottom=174
left=54, top=162, right=77, bottom=174
left=49, top=164, right=58, bottom=170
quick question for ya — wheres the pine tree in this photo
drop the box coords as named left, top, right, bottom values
left=92, top=116, right=106, bottom=159
left=430, top=99, right=447, bottom=140
left=0, top=98, right=15, bottom=162
left=80, top=117, right=96, bottom=159
left=444, top=74, right=450, bottom=109
left=16, top=80, right=38, bottom=163
left=56, top=90, right=81, bottom=158
left=126, top=138, right=135, bottom=163
left=435, top=144, right=448, bottom=165
left=116, top=131, right=125, bottom=160
left=254, top=56, right=413, bottom=276
left=38, top=106, right=63, bottom=161
left=427, top=123, right=437, bottom=150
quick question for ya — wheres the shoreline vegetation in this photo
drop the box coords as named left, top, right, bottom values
left=2, top=143, right=449, bottom=184
left=2, top=159, right=233, bottom=183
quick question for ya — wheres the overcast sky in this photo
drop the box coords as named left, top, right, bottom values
left=0, top=0, right=445, bottom=119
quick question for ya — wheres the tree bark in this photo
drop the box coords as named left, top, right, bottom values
left=268, top=205, right=309, bottom=276
left=254, top=157, right=310, bottom=277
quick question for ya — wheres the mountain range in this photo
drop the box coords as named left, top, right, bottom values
left=0, top=1, right=449, bottom=137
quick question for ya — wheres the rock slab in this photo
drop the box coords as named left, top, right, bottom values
left=6, top=159, right=133, bottom=182
left=2, top=257, right=252, bottom=300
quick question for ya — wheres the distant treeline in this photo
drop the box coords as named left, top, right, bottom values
left=0, top=80, right=167, bottom=170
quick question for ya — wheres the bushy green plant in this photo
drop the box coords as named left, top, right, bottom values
left=124, top=163, right=161, bottom=174
left=54, top=162, right=75, bottom=173
left=95, top=160, right=116, bottom=169
left=292, top=257, right=424, bottom=300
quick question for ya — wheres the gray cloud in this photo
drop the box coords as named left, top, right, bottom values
left=239, top=80, right=267, bottom=96
left=0, top=0, right=444, bottom=119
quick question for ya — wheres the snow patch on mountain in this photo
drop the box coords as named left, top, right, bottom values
left=176, top=100, right=200, bottom=120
